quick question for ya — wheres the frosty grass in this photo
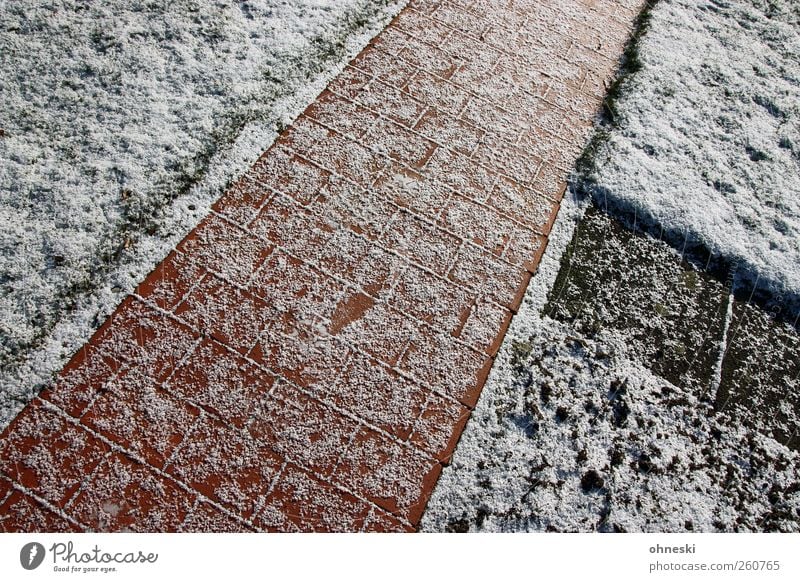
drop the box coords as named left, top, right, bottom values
left=580, top=0, right=800, bottom=306
left=0, top=0, right=404, bottom=428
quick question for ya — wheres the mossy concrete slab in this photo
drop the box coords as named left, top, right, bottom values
left=545, top=205, right=730, bottom=393
left=717, top=300, right=800, bottom=450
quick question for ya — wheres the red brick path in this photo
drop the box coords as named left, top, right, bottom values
left=1, top=0, right=642, bottom=532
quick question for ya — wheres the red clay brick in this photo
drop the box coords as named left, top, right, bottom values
left=212, top=172, right=272, bottom=226
left=404, top=70, right=471, bottom=115
left=81, top=370, right=200, bottom=470
left=0, top=490, right=81, bottom=532
left=165, top=415, right=282, bottom=520
left=457, top=297, right=514, bottom=356
left=398, top=37, right=462, bottom=80
left=93, top=297, right=199, bottom=381
left=374, top=165, right=452, bottom=221
left=319, top=230, right=407, bottom=299
left=335, top=300, right=416, bottom=367
left=394, top=9, right=452, bottom=46
left=460, top=94, right=523, bottom=140
left=414, top=108, right=483, bottom=156
left=356, top=79, right=428, bottom=128
left=517, top=125, right=583, bottom=171
left=311, top=173, right=396, bottom=240
left=381, top=209, right=461, bottom=276
left=363, top=116, right=437, bottom=168
left=167, top=339, right=274, bottom=428
left=410, top=391, right=471, bottom=462
left=399, top=326, right=492, bottom=408
left=180, top=501, right=253, bottom=532
left=424, top=147, right=497, bottom=204
left=135, top=250, right=205, bottom=312
left=311, top=125, right=390, bottom=188
left=448, top=242, right=530, bottom=309
left=249, top=249, right=346, bottom=323
left=389, top=263, right=475, bottom=335
left=332, top=426, right=441, bottom=525
left=258, top=148, right=330, bottom=207
left=532, top=161, right=570, bottom=203
left=258, top=464, right=371, bottom=532
left=439, top=193, right=514, bottom=256
left=40, top=345, right=122, bottom=419
left=248, top=381, right=360, bottom=477
left=305, top=90, right=379, bottom=140
left=407, top=0, right=442, bottom=15
left=0, top=401, right=109, bottom=507
left=432, top=3, right=490, bottom=40
left=351, top=45, right=418, bottom=89
left=504, top=225, right=548, bottom=271
left=274, top=113, right=331, bottom=152
left=70, top=452, right=195, bottom=532
left=249, top=323, right=351, bottom=392
left=177, top=213, right=271, bottom=286
left=362, top=506, right=414, bottom=532
left=175, top=273, right=274, bottom=355
left=326, top=65, right=372, bottom=100
left=325, top=353, right=428, bottom=441
left=248, top=192, right=335, bottom=263
left=488, top=175, right=558, bottom=232
left=329, top=291, right=376, bottom=335
left=473, top=140, right=542, bottom=188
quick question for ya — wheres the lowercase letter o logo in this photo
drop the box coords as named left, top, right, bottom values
left=20, top=542, right=46, bottom=570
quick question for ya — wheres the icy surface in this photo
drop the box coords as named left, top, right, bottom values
left=0, top=0, right=404, bottom=428
left=582, top=0, right=800, bottom=301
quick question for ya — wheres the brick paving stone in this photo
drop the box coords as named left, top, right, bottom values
left=414, top=108, right=483, bottom=156
left=175, top=273, right=274, bottom=355
left=69, top=452, right=195, bottom=532
left=363, top=116, right=438, bottom=168
left=335, top=300, right=416, bottom=366
left=0, top=0, right=642, bottom=532
left=248, top=381, right=360, bottom=478
left=81, top=369, right=200, bottom=470
left=404, top=70, right=471, bottom=115
left=165, top=415, right=282, bottom=520
left=362, top=506, right=415, bottom=532
left=374, top=165, right=452, bottom=221
left=312, top=173, right=396, bottom=241
left=381, top=209, right=461, bottom=276
left=177, top=213, right=272, bottom=286
left=0, top=401, right=109, bottom=507
left=180, top=501, right=254, bottom=533
left=325, top=353, right=428, bottom=441
left=39, top=345, right=122, bottom=419
left=249, top=322, right=351, bottom=392
left=167, top=339, right=274, bottom=428
left=258, top=463, right=372, bottom=532
left=93, top=297, right=199, bottom=382
left=0, top=490, right=82, bottom=532
left=332, top=427, right=442, bottom=525
left=351, top=46, right=418, bottom=90
left=357, top=78, right=428, bottom=128
left=399, top=326, right=492, bottom=408
left=249, top=249, right=347, bottom=322
left=135, top=250, right=205, bottom=312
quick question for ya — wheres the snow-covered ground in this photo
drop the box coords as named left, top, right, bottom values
left=580, top=0, right=800, bottom=308
left=0, top=0, right=404, bottom=428
left=421, top=191, right=800, bottom=532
